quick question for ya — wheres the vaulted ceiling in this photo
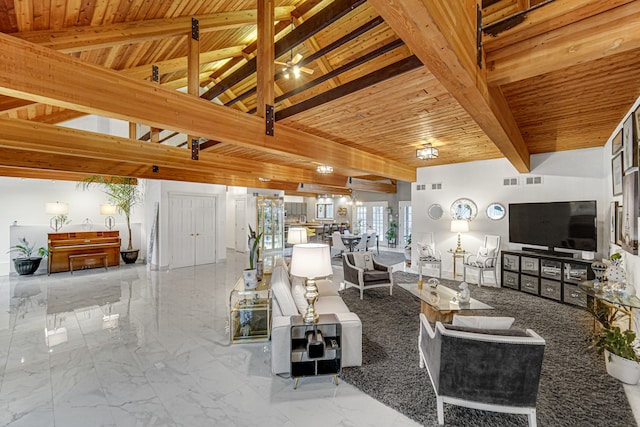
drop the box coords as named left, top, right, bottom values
left=0, top=0, right=638, bottom=196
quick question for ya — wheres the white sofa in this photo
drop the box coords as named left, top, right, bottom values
left=270, top=259, right=362, bottom=375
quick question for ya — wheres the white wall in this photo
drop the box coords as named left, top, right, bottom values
left=413, top=148, right=606, bottom=277
left=1, top=178, right=144, bottom=275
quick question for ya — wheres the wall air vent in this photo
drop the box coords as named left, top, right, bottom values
left=431, top=183, right=442, bottom=190
left=416, top=184, right=426, bottom=191
left=525, top=176, right=543, bottom=185
left=503, top=177, right=519, bottom=186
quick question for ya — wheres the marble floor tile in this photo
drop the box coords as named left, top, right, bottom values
left=0, top=249, right=637, bottom=427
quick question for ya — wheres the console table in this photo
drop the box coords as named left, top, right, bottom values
left=578, top=281, right=640, bottom=330
left=229, top=274, right=271, bottom=343
left=501, top=250, right=594, bottom=308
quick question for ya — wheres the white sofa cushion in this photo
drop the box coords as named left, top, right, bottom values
left=314, top=295, right=351, bottom=314
left=271, top=265, right=298, bottom=316
left=316, top=279, right=339, bottom=297
left=291, top=282, right=307, bottom=314
left=452, top=315, right=515, bottom=330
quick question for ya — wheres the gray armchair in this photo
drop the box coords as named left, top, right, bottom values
left=342, top=252, right=393, bottom=299
left=418, top=313, right=545, bottom=426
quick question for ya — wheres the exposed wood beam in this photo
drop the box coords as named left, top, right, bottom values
left=123, top=46, right=245, bottom=80
left=347, top=177, right=396, bottom=193
left=256, top=0, right=275, bottom=119
left=0, top=117, right=354, bottom=187
left=276, top=55, right=423, bottom=120
left=0, top=33, right=415, bottom=182
left=369, top=0, right=530, bottom=173
left=483, top=0, right=631, bottom=51
left=296, top=183, right=353, bottom=195
left=202, top=0, right=366, bottom=101
left=12, top=7, right=295, bottom=53
left=0, top=96, right=32, bottom=113
left=0, top=166, right=95, bottom=182
left=486, top=1, right=640, bottom=86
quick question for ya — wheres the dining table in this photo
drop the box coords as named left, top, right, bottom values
left=341, top=235, right=362, bottom=252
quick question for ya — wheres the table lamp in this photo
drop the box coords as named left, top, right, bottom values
left=287, top=227, right=308, bottom=245
left=46, top=202, right=69, bottom=231
left=100, top=204, right=118, bottom=230
left=451, top=219, right=469, bottom=253
left=289, top=243, right=332, bottom=324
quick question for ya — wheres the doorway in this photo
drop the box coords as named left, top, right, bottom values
left=169, top=194, right=216, bottom=268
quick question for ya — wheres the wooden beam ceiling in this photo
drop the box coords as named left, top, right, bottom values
left=12, top=7, right=295, bottom=53
left=0, top=33, right=415, bottom=182
left=369, top=0, right=531, bottom=173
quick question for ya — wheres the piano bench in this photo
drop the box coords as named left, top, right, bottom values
left=69, top=252, right=109, bottom=274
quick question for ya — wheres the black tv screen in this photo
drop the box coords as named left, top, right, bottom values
left=508, top=201, right=597, bottom=252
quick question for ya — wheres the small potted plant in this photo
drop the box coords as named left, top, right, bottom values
left=592, top=326, right=640, bottom=384
left=386, top=221, right=398, bottom=247
left=8, top=238, right=49, bottom=275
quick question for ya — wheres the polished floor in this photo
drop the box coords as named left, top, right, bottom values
left=0, top=250, right=419, bottom=427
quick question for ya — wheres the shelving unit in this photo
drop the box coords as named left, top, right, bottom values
left=502, top=250, right=594, bottom=308
left=290, top=314, right=341, bottom=389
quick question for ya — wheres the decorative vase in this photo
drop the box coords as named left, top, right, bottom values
left=120, top=249, right=139, bottom=264
left=604, top=261, right=625, bottom=284
left=13, top=257, right=42, bottom=275
left=256, top=260, right=264, bottom=281
left=604, top=350, right=640, bottom=385
left=591, top=261, right=607, bottom=282
left=243, top=269, right=258, bottom=290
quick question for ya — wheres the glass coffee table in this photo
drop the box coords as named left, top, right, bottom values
left=399, top=282, right=493, bottom=323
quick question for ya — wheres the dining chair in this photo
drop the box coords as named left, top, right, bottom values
left=331, top=231, right=348, bottom=257
left=366, top=232, right=379, bottom=254
left=353, top=235, right=368, bottom=252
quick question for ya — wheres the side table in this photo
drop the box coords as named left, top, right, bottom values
left=229, top=274, right=272, bottom=343
left=290, top=314, right=341, bottom=389
left=447, top=249, right=468, bottom=278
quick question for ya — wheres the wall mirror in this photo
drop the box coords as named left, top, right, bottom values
left=450, top=198, right=478, bottom=220
left=486, top=203, right=506, bottom=220
left=428, top=204, right=444, bottom=220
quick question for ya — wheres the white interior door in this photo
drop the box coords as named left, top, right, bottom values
left=169, top=194, right=216, bottom=268
left=235, top=199, right=246, bottom=252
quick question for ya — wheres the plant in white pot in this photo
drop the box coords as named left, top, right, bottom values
left=78, top=176, right=143, bottom=264
left=8, top=238, right=48, bottom=275
left=592, top=326, right=640, bottom=384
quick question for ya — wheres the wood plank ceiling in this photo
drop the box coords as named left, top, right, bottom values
left=0, top=0, right=638, bottom=195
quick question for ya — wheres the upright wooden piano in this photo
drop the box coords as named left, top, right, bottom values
left=48, top=231, right=121, bottom=274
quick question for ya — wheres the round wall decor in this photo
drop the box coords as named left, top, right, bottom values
left=428, top=204, right=444, bottom=220
left=486, top=203, right=506, bottom=220
left=450, top=198, right=478, bottom=220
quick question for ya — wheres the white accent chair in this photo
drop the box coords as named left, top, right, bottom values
left=330, top=231, right=348, bottom=257
left=342, top=252, right=393, bottom=300
left=366, top=231, right=379, bottom=254
left=417, top=232, right=442, bottom=278
left=418, top=313, right=545, bottom=426
left=464, top=235, right=501, bottom=287
left=352, top=234, right=368, bottom=252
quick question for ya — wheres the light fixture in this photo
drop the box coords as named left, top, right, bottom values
left=287, top=227, right=308, bottom=245
left=45, top=202, right=69, bottom=232
left=450, top=220, right=469, bottom=253
left=100, top=204, right=118, bottom=230
left=258, top=177, right=271, bottom=182
left=416, top=143, right=439, bottom=160
left=317, top=165, right=333, bottom=174
left=289, top=243, right=332, bottom=324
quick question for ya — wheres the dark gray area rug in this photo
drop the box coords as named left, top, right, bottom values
left=339, top=271, right=637, bottom=427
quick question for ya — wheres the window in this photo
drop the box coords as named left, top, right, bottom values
left=402, top=205, right=412, bottom=245
left=316, top=203, right=333, bottom=219
left=372, top=206, right=385, bottom=241
left=356, top=206, right=366, bottom=233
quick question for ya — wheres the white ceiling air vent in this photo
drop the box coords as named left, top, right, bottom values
left=525, top=176, right=543, bottom=185
left=503, top=177, right=519, bottom=186
left=431, top=183, right=442, bottom=190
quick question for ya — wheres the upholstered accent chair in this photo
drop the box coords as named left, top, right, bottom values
left=418, top=314, right=545, bottom=426
left=416, top=232, right=442, bottom=278
left=366, top=231, right=379, bottom=254
left=463, top=235, right=501, bottom=286
left=342, top=252, right=393, bottom=299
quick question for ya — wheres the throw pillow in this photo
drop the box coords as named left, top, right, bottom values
left=418, top=243, right=434, bottom=258
left=475, top=246, right=496, bottom=266
left=291, top=283, right=308, bottom=314
left=353, top=252, right=374, bottom=270
left=452, top=315, right=515, bottom=330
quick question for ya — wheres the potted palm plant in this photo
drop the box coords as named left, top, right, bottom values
left=78, top=176, right=143, bottom=263
left=592, top=326, right=640, bottom=384
left=8, top=238, right=48, bottom=275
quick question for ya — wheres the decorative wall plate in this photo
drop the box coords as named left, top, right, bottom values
left=486, top=203, right=506, bottom=220
left=428, top=204, right=444, bottom=220
left=450, top=198, right=478, bottom=220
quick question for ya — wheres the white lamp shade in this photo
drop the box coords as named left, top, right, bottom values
left=46, top=202, right=68, bottom=215
left=287, top=227, right=308, bottom=244
left=450, top=219, right=469, bottom=233
left=289, top=243, right=332, bottom=278
left=100, top=204, right=118, bottom=215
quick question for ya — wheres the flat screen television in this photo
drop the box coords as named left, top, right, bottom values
left=508, top=201, right=597, bottom=253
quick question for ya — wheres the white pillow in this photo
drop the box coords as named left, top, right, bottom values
left=475, top=246, right=496, bottom=266
left=353, top=252, right=374, bottom=270
left=452, top=315, right=515, bottom=330
left=418, top=243, right=435, bottom=259
left=291, top=283, right=308, bottom=314
left=270, top=266, right=298, bottom=316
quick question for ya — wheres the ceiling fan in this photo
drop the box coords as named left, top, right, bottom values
left=275, top=52, right=314, bottom=79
